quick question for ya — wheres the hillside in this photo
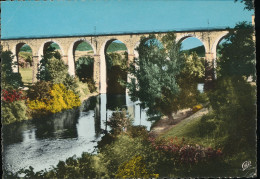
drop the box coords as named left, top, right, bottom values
left=182, top=45, right=205, bottom=57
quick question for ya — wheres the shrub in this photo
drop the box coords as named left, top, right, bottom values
left=27, top=83, right=81, bottom=115
left=1, top=100, right=28, bottom=124
left=86, top=78, right=96, bottom=93
left=208, top=76, right=256, bottom=154
left=115, top=156, right=159, bottom=178
left=15, top=153, right=101, bottom=178
left=99, top=134, right=162, bottom=177
left=1, top=89, right=26, bottom=102
left=27, top=81, right=52, bottom=101
left=149, top=137, right=222, bottom=167
left=75, top=56, right=94, bottom=82
left=106, top=108, right=133, bottom=135
left=192, top=104, right=203, bottom=113
left=127, top=125, right=149, bottom=139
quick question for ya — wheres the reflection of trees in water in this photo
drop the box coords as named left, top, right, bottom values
left=2, top=122, right=33, bottom=146
left=94, top=95, right=101, bottom=137
left=34, top=108, right=80, bottom=140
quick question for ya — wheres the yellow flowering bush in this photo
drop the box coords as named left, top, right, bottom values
left=27, top=84, right=81, bottom=114
left=115, top=156, right=159, bottom=178
left=192, top=104, right=203, bottom=113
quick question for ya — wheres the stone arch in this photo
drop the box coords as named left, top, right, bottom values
left=12, top=42, right=33, bottom=74
left=211, top=31, right=230, bottom=59
left=38, top=40, right=65, bottom=64
left=67, top=39, right=96, bottom=76
left=176, top=34, right=208, bottom=53
left=99, top=38, right=129, bottom=94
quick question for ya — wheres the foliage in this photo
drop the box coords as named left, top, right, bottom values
left=105, top=108, right=133, bottom=135
left=27, top=83, right=81, bottom=115
left=192, top=104, right=203, bottom=113
left=20, top=44, right=32, bottom=52
left=128, top=125, right=149, bottom=139
left=115, top=156, right=159, bottom=178
left=1, top=50, right=23, bottom=89
left=106, top=52, right=128, bottom=70
left=99, top=134, right=162, bottom=177
left=1, top=89, right=26, bottom=102
left=217, top=22, right=255, bottom=80
left=75, top=78, right=90, bottom=101
left=150, top=137, right=222, bottom=168
left=181, top=52, right=205, bottom=83
left=12, top=153, right=103, bottom=179
left=27, top=81, right=52, bottom=101
left=75, top=41, right=93, bottom=51
left=208, top=76, right=256, bottom=154
left=18, top=51, right=33, bottom=67
left=1, top=100, right=28, bottom=125
left=106, top=42, right=127, bottom=52
left=75, top=56, right=94, bottom=82
left=181, top=45, right=205, bottom=57
left=37, top=47, right=78, bottom=93
left=126, top=33, right=184, bottom=119
left=234, top=0, right=254, bottom=10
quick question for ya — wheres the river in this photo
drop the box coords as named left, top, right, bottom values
left=2, top=94, right=151, bottom=173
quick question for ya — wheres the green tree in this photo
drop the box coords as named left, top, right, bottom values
left=1, top=48, right=23, bottom=89
left=234, top=0, right=254, bottom=11
left=127, top=33, right=204, bottom=120
left=217, top=22, right=255, bottom=80
left=75, top=56, right=94, bottom=82
left=209, top=76, right=256, bottom=155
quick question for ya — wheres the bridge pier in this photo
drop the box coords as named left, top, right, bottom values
left=32, top=56, right=39, bottom=83
left=204, top=52, right=215, bottom=90
left=93, top=55, right=100, bottom=93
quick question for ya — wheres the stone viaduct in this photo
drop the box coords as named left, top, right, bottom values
left=1, top=29, right=229, bottom=93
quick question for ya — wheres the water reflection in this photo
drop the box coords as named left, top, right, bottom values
left=2, top=94, right=150, bottom=173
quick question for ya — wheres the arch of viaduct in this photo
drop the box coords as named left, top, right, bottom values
left=1, top=29, right=229, bottom=94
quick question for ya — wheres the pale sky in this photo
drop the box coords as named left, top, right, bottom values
left=1, top=0, right=253, bottom=49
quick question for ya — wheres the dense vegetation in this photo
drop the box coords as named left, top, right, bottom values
left=1, top=43, right=91, bottom=125
left=181, top=45, right=205, bottom=57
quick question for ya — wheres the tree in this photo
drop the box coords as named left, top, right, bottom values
left=235, top=0, right=254, bottom=11
left=37, top=46, right=78, bottom=93
left=75, top=56, right=94, bottom=82
left=1, top=47, right=23, bottom=89
left=126, top=33, right=185, bottom=120
left=217, top=22, right=255, bottom=80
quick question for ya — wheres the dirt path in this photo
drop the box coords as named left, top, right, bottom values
left=149, top=108, right=209, bottom=137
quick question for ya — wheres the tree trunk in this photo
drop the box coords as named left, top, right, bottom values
left=168, top=113, right=174, bottom=121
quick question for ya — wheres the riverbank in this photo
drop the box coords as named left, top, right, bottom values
left=149, top=107, right=209, bottom=138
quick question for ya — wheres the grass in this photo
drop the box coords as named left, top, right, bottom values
left=159, top=109, right=257, bottom=177
left=159, top=109, right=223, bottom=148
left=20, top=67, right=33, bottom=85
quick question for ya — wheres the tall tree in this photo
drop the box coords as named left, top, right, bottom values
left=235, top=0, right=254, bottom=11
left=126, top=33, right=204, bottom=120
left=1, top=46, right=23, bottom=89
left=217, top=22, right=255, bottom=80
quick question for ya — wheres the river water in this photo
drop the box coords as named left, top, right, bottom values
left=2, top=94, right=151, bottom=173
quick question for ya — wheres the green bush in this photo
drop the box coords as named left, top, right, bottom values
left=75, top=56, right=94, bottom=82
left=115, top=156, right=159, bottom=178
left=1, top=50, right=23, bottom=89
left=127, top=125, right=149, bottom=139
left=1, top=100, right=28, bottom=124
left=208, top=76, right=256, bottom=154
left=105, top=108, right=133, bottom=135
left=99, top=134, right=163, bottom=177
left=27, top=81, right=52, bottom=101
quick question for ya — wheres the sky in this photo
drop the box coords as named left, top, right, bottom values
left=1, top=0, right=253, bottom=49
